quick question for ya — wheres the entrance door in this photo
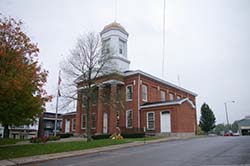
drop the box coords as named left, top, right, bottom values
left=65, top=119, right=70, bottom=133
left=103, top=112, right=108, bottom=134
left=161, top=111, right=171, bottom=133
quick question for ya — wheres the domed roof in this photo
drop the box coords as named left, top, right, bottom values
left=101, top=22, right=128, bottom=35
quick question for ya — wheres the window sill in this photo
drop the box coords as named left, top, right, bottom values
left=126, top=99, right=132, bottom=102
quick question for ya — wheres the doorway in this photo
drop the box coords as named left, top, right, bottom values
left=103, top=112, right=108, bottom=134
left=160, top=111, right=171, bottom=133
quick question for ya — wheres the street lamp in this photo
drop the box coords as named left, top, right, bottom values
left=224, top=100, right=235, bottom=126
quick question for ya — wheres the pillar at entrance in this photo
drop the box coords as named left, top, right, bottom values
left=96, top=86, right=104, bottom=134
left=109, top=84, right=118, bottom=134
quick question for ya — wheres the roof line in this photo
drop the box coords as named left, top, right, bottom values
left=140, top=98, right=196, bottom=109
left=124, top=70, right=197, bottom=96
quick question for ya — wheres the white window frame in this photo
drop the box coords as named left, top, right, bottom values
left=119, top=39, right=125, bottom=55
left=126, top=84, right=133, bottom=101
left=126, top=110, right=133, bottom=128
left=142, top=85, right=148, bottom=101
left=91, top=113, right=96, bottom=129
left=147, top=112, right=155, bottom=130
left=72, top=118, right=76, bottom=131
left=169, top=93, right=174, bottom=101
left=81, top=114, right=87, bottom=129
left=160, top=90, right=166, bottom=101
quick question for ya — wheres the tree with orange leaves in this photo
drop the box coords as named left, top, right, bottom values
left=0, top=15, right=51, bottom=138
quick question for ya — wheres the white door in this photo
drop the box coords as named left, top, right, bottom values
left=161, top=111, right=171, bottom=132
left=65, top=119, right=70, bottom=133
left=103, top=112, right=108, bottom=134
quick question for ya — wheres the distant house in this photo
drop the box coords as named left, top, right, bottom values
left=238, top=116, right=250, bottom=136
left=9, top=125, right=38, bottom=139
left=38, top=112, right=62, bottom=137
left=0, top=123, right=38, bottom=139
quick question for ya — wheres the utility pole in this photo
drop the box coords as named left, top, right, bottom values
left=54, top=70, right=61, bottom=136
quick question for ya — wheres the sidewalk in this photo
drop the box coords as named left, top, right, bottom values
left=0, top=136, right=197, bottom=166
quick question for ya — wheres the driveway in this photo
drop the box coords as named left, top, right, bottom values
left=22, top=136, right=250, bottom=166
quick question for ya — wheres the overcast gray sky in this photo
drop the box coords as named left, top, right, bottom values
left=1, top=0, right=249, bottom=124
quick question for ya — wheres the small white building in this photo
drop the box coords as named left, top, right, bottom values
left=238, top=116, right=250, bottom=136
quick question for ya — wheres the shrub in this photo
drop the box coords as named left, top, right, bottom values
left=92, top=134, right=111, bottom=140
left=121, top=133, right=145, bottom=138
left=30, top=136, right=60, bottom=143
left=30, top=137, right=48, bottom=143
left=48, top=136, right=60, bottom=141
left=57, top=133, right=73, bottom=138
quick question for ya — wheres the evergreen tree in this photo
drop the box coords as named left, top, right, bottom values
left=199, top=103, right=216, bottom=134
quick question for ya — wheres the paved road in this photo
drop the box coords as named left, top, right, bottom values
left=23, top=136, right=250, bottom=166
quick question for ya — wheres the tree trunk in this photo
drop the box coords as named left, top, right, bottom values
left=3, top=124, right=9, bottom=138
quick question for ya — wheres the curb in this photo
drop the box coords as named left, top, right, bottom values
left=0, top=136, right=198, bottom=166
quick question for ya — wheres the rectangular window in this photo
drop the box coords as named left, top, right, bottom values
left=72, top=118, right=76, bottom=131
left=169, top=93, right=174, bottom=101
left=160, top=91, right=166, bottom=101
left=119, top=39, right=125, bottom=55
left=103, top=86, right=111, bottom=103
left=102, top=39, right=110, bottom=54
left=142, top=85, right=148, bottom=101
left=126, top=110, right=133, bottom=128
left=116, top=85, right=122, bottom=102
left=147, top=112, right=155, bottom=130
left=126, top=85, right=133, bottom=101
left=81, top=114, right=87, bottom=129
left=177, top=95, right=181, bottom=100
left=91, top=88, right=98, bottom=105
left=82, top=95, right=87, bottom=107
left=91, top=113, right=96, bottom=129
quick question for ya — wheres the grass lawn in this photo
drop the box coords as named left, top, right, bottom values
left=0, top=136, right=164, bottom=160
left=0, top=139, right=27, bottom=145
left=0, top=139, right=132, bottom=160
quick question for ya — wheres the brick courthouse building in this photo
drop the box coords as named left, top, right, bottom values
left=63, top=22, right=198, bottom=136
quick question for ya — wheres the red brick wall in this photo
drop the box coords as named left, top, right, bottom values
left=140, top=101, right=196, bottom=134
left=75, top=73, right=197, bottom=135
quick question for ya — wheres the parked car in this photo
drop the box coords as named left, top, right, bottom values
left=224, top=131, right=233, bottom=136
left=233, top=132, right=240, bottom=136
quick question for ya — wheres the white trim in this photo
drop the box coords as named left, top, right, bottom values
left=126, top=84, right=133, bottom=101
left=141, top=98, right=196, bottom=109
left=43, top=117, right=62, bottom=121
left=147, top=112, right=155, bottom=130
left=126, top=110, right=133, bottom=128
left=124, top=70, right=197, bottom=96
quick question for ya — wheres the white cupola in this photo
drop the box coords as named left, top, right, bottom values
left=100, top=22, right=130, bottom=72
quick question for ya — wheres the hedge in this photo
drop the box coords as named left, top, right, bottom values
left=91, top=134, right=111, bottom=140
